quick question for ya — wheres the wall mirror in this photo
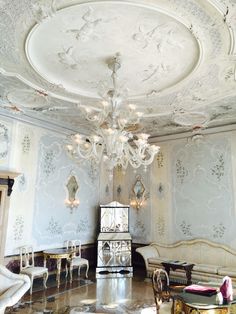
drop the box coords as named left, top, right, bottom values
left=65, top=175, right=79, bottom=212
left=130, top=175, right=146, bottom=210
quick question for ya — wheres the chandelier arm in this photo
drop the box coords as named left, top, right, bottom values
left=123, top=145, right=143, bottom=169
left=75, top=144, right=95, bottom=160
left=124, top=143, right=159, bottom=168
left=72, top=137, right=102, bottom=163
left=134, top=146, right=159, bottom=166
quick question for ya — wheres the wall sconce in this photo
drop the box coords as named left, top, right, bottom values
left=130, top=175, right=148, bottom=210
left=65, top=175, right=79, bottom=213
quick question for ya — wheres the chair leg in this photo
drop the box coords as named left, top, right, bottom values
left=70, top=265, right=73, bottom=283
left=43, top=272, right=48, bottom=289
left=65, top=262, right=68, bottom=278
left=85, top=262, right=89, bottom=278
left=30, top=276, right=34, bottom=295
left=78, top=266, right=81, bottom=277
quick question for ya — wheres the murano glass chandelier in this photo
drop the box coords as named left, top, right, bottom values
left=66, top=53, right=160, bottom=177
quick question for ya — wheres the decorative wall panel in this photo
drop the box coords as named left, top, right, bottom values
left=4, top=120, right=100, bottom=256
left=172, top=135, right=234, bottom=244
left=33, top=134, right=100, bottom=250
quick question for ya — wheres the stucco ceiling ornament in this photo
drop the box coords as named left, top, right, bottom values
left=32, top=0, right=57, bottom=23
left=0, top=0, right=236, bottom=137
left=173, top=111, right=209, bottom=128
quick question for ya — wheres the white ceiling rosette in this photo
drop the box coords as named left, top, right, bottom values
left=0, top=0, right=235, bottom=136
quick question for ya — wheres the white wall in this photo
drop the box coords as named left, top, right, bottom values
left=114, top=129, right=236, bottom=248
left=0, top=116, right=102, bottom=256
left=2, top=114, right=236, bottom=254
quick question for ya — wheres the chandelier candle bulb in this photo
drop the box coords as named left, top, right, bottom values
left=92, top=135, right=101, bottom=143
left=66, top=144, right=73, bottom=151
left=102, top=100, right=109, bottom=107
left=128, top=104, right=136, bottom=110
left=74, top=134, right=84, bottom=144
left=137, top=133, right=150, bottom=140
left=85, top=107, right=92, bottom=113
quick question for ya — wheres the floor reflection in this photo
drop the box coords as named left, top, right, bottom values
left=6, top=268, right=156, bottom=314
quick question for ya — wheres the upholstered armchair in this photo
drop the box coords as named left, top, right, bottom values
left=0, top=264, right=30, bottom=314
left=65, top=240, right=89, bottom=282
left=19, top=246, right=48, bottom=295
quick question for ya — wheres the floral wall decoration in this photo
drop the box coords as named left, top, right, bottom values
left=180, top=220, right=193, bottom=237
left=13, top=215, right=24, bottom=241
left=21, top=134, right=31, bottom=154
left=0, top=123, right=9, bottom=159
left=156, top=151, right=164, bottom=168
left=87, top=159, right=99, bottom=182
left=172, top=136, right=234, bottom=244
left=130, top=219, right=146, bottom=241
left=76, top=217, right=90, bottom=234
left=17, top=174, right=27, bottom=192
left=42, top=150, right=56, bottom=178
left=211, top=153, right=225, bottom=181
left=40, top=142, right=61, bottom=180
left=176, top=159, right=188, bottom=184
left=212, top=223, right=226, bottom=239
left=156, top=216, right=165, bottom=237
left=46, top=216, right=62, bottom=236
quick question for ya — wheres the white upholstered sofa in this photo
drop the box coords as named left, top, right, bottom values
left=0, top=265, right=30, bottom=314
left=136, top=239, right=236, bottom=284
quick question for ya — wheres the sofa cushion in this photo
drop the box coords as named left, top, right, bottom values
left=148, top=257, right=170, bottom=265
left=193, top=264, right=220, bottom=274
left=217, top=267, right=236, bottom=277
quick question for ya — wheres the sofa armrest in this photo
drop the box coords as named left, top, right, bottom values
left=0, top=265, right=30, bottom=311
left=136, top=245, right=159, bottom=275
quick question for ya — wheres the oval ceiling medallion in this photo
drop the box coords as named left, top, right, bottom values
left=25, top=1, right=200, bottom=99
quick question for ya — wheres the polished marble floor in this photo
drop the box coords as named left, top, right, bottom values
left=6, top=267, right=168, bottom=314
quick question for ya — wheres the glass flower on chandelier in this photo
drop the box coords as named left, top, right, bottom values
left=66, top=53, right=160, bottom=177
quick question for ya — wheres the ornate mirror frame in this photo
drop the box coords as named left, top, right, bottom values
left=65, top=174, right=79, bottom=213
left=130, top=175, right=147, bottom=210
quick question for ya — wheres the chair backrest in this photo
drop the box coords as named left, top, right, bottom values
left=152, top=268, right=171, bottom=312
left=19, top=246, right=35, bottom=270
left=65, top=240, right=81, bottom=258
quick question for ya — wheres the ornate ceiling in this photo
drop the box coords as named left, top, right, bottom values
left=0, top=0, right=236, bottom=137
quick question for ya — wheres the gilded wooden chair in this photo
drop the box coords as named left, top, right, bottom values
left=19, top=246, right=48, bottom=295
left=65, top=240, right=89, bottom=282
left=152, top=268, right=172, bottom=313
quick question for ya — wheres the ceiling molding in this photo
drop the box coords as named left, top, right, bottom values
left=0, top=0, right=236, bottom=138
